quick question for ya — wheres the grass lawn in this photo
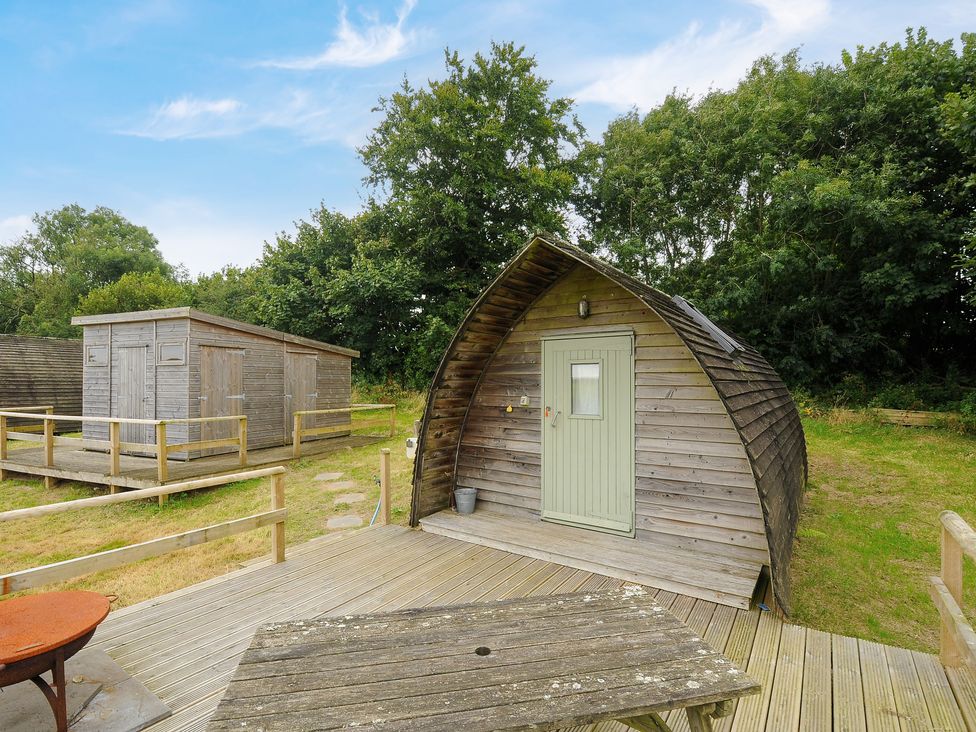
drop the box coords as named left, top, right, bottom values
left=791, top=413, right=976, bottom=652
left=0, top=393, right=425, bottom=607
left=2, top=398, right=973, bottom=654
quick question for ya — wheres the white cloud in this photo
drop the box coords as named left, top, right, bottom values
left=120, top=96, right=245, bottom=140
left=257, top=0, right=418, bottom=69
left=573, top=0, right=831, bottom=111
left=0, top=214, right=33, bottom=243
left=119, top=89, right=375, bottom=147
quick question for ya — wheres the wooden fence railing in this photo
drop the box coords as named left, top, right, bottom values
left=0, top=404, right=54, bottom=433
left=292, top=403, right=396, bottom=458
left=930, top=510, right=976, bottom=670
left=875, top=408, right=963, bottom=428
left=0, top=466, right=286, bottom=595
left=0, top=409, right=248, bottom=493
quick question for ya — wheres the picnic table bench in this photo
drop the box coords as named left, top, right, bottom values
left=206, top=586, right=759, bottom=732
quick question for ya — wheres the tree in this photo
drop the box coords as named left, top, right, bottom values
left=254, top=205, right=424, bottom=384
left=76, top=271, right=190, bottom=316
left=359, top=42, right=584, bottom=367
left=0, top=204, right=172, bottom=336
left=189, top=266, right=260, bottom=322
left=579, top=31, right=976, bottom=387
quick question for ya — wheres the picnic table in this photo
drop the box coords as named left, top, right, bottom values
left=207, top=586, right=759, bottom=732
left=0, top=590, right=111, bottom=732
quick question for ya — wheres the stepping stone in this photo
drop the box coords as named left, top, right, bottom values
left=333, top=492, right=367, bottom=505
left=327, top=515, right=363, bottom=530
left=314, top=472, right=344, bottom=482
left=322, top=480, right=357, bottom=492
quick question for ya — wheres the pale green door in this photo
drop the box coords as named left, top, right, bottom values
left=542, top=333, right=635, bottom=536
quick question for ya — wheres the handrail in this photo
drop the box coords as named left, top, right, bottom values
left=930, top=510, right=976, bottom=670
left=0, top=467, right=287, bottom=595
left=292, top=403, right=396, bottom=458
left=0, top=466, right=284, bottom=522
left=0, top=409, right=248, bottom=495
left=0, top=405, right=54, bottom=435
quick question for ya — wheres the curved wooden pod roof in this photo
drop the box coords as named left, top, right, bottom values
left=410, top=234, right=808, bottom=613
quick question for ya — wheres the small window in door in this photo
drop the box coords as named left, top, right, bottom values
left=571, top=362, right=601, bottom=416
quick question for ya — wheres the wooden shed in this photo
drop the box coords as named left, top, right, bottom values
left=0, top=334, right=83, bottom=424
left=411, top=235, right=807, bottom=613
left=71, top=308, right=358, bottom=458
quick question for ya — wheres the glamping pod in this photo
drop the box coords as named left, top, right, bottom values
left=411, top=235, right=807, bottom=613
left=71, top=309, right=358, bottom=458
left=0, top=335, right=83, bottom=428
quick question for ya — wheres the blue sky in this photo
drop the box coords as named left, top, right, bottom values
left=2, top=0, right=974, bottom=274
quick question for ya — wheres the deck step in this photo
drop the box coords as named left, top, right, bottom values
left=420, top=510, right=761, bottom=609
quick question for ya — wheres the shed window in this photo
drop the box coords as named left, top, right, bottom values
left=157, top=340, right=187, bottom=366
left=571, top=363, right=601, bottom=416
left=85, top=344, right=108, bottom=367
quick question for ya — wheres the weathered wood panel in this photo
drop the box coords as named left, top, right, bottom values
left=455, top=264, right=769, bottom=570
left=77, top=310, right=354, bottom=458
left=411, top=235, right=807, bottom=615
left=0, top=334, right=82, bottom=431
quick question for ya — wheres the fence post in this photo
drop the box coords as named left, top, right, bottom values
left=380, top=448, right=391, bottom=525
left=389, top=405, right=396, bottom=437
left=292, top=413, right=302, bottom=459
left=238, top=417, right=248, bottom=467
left=156, top=423, right=168, bottom=505
left=941, top=521, right=964, bottom=666
left=0, top=414, right=7, bottom=481
left=272, top=472, right=285, bottom=563
left=43, top=417, right=55, bottom=467
left=109, top=420, right=121, bottom=494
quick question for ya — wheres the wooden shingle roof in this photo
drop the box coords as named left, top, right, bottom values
left=411, top=234, right=807, bottom=613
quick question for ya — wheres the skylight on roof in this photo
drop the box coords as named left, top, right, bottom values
left=671, top=295, right=744, bottom=358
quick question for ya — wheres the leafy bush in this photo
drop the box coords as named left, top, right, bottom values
left=960, top=391, right=976, bottom=432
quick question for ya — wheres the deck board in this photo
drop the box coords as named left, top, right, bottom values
left=420, top=509, right=762, bottom=609
left=51, top=524, right=970, bottom=732
left=799, top=628, right=833, bottom=731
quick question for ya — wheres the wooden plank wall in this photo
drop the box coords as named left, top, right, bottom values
left=188, top=320, right=354, bottom=451
left=454, top=264, right=770, bottom=569
left=83, top=321, right=190, bottom=445
left=188, top=320, right=286, bottom=451
left=78, top=317, right=354, bottom=457
left=314, top=350, right=352, bottom=431
left=0, top=334, right=82, bottom=429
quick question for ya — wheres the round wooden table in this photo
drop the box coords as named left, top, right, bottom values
left=0, top=591, right=111, bottom=732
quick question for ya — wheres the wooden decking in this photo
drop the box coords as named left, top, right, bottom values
left=83, top=525, right=974, bottom=731
left=0, top=435, right=380, bottom=489
left=420, top=509, right=764, bottom=610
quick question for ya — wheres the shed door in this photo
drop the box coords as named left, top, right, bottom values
left=116, top=345, right=148, bottom=445
left=286, top=352, right=319, bottom=441
left=200, top=346, right=244, bottom=455
left=542, top=333, right=634, bottom=535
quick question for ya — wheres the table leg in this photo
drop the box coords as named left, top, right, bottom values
left=685, top=704, right=715, bottom=732
left=28, top=647, right=68, bottom=732
left=620, top=713, right=672, bottom=731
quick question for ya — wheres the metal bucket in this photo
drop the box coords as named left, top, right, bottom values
left=454, top=487, right=477, bottom=514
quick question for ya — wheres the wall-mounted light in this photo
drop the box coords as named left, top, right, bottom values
left=577, top=296, right=590, bottom=319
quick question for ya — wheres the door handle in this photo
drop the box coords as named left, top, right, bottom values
left=550, top=409, right=561, bottom=427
